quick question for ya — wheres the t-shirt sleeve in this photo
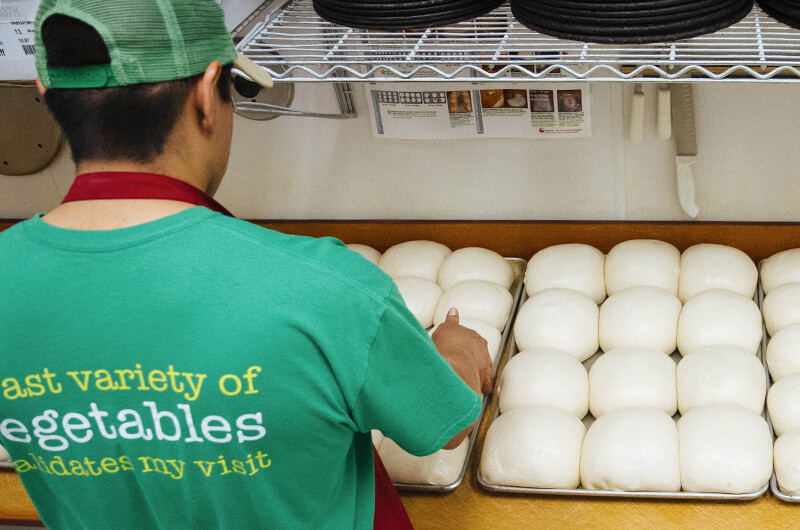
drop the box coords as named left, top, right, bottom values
left=350, top=284, right=483, bottom=457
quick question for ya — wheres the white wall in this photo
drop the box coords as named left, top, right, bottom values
left=2, top=82, right=799, bottom=221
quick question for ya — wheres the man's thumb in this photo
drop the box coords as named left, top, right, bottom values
left=445, top=307, right=459, bottom=324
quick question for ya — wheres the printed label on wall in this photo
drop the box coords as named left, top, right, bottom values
left=0, top=0, right=38, bottom=80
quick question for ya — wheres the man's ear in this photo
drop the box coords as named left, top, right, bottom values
left=194, top=61, right=223, bottom=132
left=36, top=78, right=47, bottom=97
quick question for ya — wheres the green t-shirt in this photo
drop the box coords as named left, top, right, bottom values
left=0, top=208, right=481, bottom=529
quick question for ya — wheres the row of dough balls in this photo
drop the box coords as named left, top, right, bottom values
left=481, top=404, right=772, bottom=494
left=757, top=249, right=800, bottom=496
left=372, top=430, right=468, bottom=486
left=767, top=357, right=800, bottom=496
left=514, top=285, right=762, bottom=362
left=498, top=346, right=766, bottom=420
left=347, top=241, right=514, bottom=361
left=761, top=249, right=800, bottom=380
left=526, top=241, right=757, bottom=305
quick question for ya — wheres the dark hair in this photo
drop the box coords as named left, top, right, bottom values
left=41, top=15, right=232, bottom=164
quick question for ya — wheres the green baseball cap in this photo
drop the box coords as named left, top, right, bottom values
left=34, top=0, right=251, bottom=89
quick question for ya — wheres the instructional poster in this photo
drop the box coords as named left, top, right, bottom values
left=366, top=82, right=591, bottom=139
left=0, top=0, right=38, bottom=80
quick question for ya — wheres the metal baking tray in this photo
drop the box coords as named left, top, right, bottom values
left=478, top=287, right=770, bottom=500
left=392, top=257, right=526, bottom=493
left=759, top=267, right=800, bottom=503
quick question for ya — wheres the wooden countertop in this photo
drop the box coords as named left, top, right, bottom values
left=3, top=220, right=800, bottom=527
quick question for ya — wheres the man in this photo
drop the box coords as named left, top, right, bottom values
left=0, top=0, right=493, bottom=528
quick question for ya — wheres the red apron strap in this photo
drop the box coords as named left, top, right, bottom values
left=373, top=447, right=413, bottom=529
left=63, top=172, right=234, bottom=217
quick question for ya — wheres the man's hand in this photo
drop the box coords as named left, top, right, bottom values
left=431, top=307, right=494, bottom=397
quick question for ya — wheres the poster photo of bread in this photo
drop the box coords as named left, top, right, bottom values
left=557, top=90, right=583, bottom=112
left=531, top=90, right=555, bottom=112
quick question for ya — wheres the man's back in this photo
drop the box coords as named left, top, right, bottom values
left=0, top=208, right=479, bottom=528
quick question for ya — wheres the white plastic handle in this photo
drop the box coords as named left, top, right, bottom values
left=234, top=52, right=274, bottom=89
left=630, top=91, right=644, bottom=144
left=657, top=86, right=671, bottom=140
left=676, top=155, right=699, bottom=218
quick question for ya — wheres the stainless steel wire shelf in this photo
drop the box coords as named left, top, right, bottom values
left=237, top=1, right=800, bottom=83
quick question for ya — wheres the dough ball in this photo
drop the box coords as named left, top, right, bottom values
left=588, top=347, right=677, bottom=418
left=437, top=247, right=513, bottom=291
left=766, top=323, right=800, bottom=382
left=498, top=348, right=589, bottom=417
left=767, top=372, right=800, bottom=437
left=605, top=239, right=680, bottom=296
left=676, top=344, right=766, bottom=415
left=433, top=280, right=512, bottom=331
left=394, top=276, right=443, bottom=329
left=378, top=240, right=451, bottom=281
left=774, top=427, right=800, bottom=496
left=480, top=406, right=585, bottom=489
left=430, top=317, right=503, bottom=362
left=346, top=243, right=381, bottom=265
left=513, top=288, right=599, bottom=362
left=371, top=430, right=385, bottom=451
left=0, top=444, right=8, bottom=463
left=760, top=248, right=800, bottom=294
left=526, top=244, right=606, bottom=304
left=379, top=437, right=468, bottom=486
left=677, top=404, right=772, bottom=494
left=678, top=244, right=757, bottom=303
left=599, top=286, right=681, bottom=354
left=763, top=283, right=800, bottom=337
left=676, top=289, right=762, bottom=356
left=580, top=407, right=680, bottom=492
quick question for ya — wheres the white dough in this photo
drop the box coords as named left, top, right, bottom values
left=588, top=347, right=677, bottom=418
left=378, top=240, right=451, bottom=281
left=677, top=404, right=772, bottom=494
left=774, top=427, right=800, bottom=496
left=437, top=247, right=513, bottom=291
left=498, top=348, right=589, bottom=417
left=371, top=430, right=385, bottom=451
left=676, top=344, right=766, bottom=415
left=604, top=239, right=680, bottom=296
left=526, top=244, right=606, bottom=304
left=678, top=243, right=757, bottom=303
left=513, top=288, right=599, bottom=362
left=766, top=323, right=800, bottom=381
left=763, top=283, right=800, bottom=337
left=430, top=317, right=503, bottom=362
left=767, top=372, right=800, bottom=436
left=580, top=407, right=680, bottom=492
left=480, top=406, right=585, bottom=489
left=0, top=444, right=8, bottom=463
left=394, top=276, right=443, bottom=329
left=345, top=243, right=381, bottom=265
left=433, top=280, right=512, bottom=330
left=676, top=289, right=762, bottom=356
left=760, top=248, right=800, bottom=294
left=599, top=286, right=681, bottom=354
left=379, top=437, right=468, bottom=486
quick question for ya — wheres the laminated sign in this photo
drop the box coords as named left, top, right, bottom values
left=0, top=0, right=38, bottom=80
left=366, top=82, right=592, bottom=140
